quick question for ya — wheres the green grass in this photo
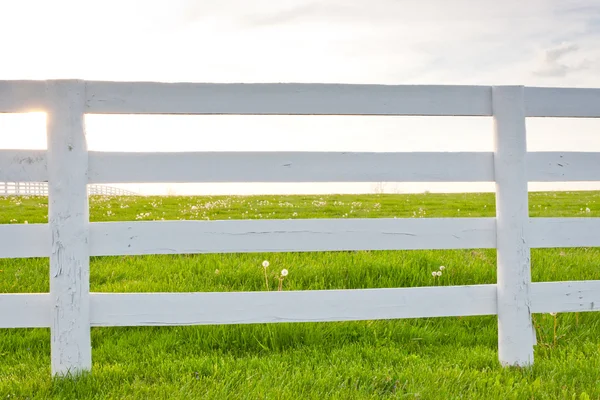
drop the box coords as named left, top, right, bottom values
left=1, top=191, right=599, bottom=399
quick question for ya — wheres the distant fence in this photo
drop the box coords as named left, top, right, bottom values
left=1, top=181, right=139, bottom=196
left=0, top=80, right=599, bottom=377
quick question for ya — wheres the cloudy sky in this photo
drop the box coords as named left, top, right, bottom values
left=1, top=0, right=599, bottom=194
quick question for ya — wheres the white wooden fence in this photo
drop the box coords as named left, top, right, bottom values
left=1, top=181, right=139, bottom=196
left=1, top=80, right=599, bottom=377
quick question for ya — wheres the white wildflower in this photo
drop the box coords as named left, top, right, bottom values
left=281, top=269, right=288, bottom=277
left=436, top=271, right=442, bottom=277
left=262, top=260, right=269, bottom=268
left=439, top=266, right=445, bottom=271
left=432, top=271, right=437, bottom=277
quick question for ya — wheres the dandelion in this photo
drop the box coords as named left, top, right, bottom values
left=262, top=260, right=270, bottom=291
left=439, top=266, right=445, bottom=271
left=436, top=271, right=442, bottom=277
left=432, top=271, right=437, bottom=277
left=278, top=269, right=289, bottom=291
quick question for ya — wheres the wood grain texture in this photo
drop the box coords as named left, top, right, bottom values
left=0, top=150, right=47, bottom=182
left=493, top=86, right=534, bottom=366
left=88, top=218, right=497, bottom=256
left=85, top=82, right=493, bottom=116
left=0, top=80, right=46, bottom=113
left=3, top=281, right=599, bottom=329
left=88, top=152, right=495, bottom=183
left=46, top=80, right=92, bottom=376
left=89, top=285, right=498, bottom=326
left=0, top=217, right=597, bottom=259
left=530, top=281, right=600, bottom=313
left=525, top=87, right=600, bottom=118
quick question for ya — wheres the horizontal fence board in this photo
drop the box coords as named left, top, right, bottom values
left=2, top=217, right=598, bottom=258
left=85, top=82, right=493, bottom=116
left=0, top=81, right=47, bottom=113
left=89, top=152, right=495, bottom=183
left=90, top=285, right=498, bottom=326
left=529, top=218, right=600, bottom=248
left=0, top=150, right=48, bottom=182
left=3, top=281, right=600, bottom=328
left=0, top=224, right=49, bottom=258
left=531, top=281, right=600, bottom=313
left=3, top=150, right=598, bottom=184
left=528, top=152, right=600, bottom=181
left=525, top=87, right=600, bottom=118
left=89, top=218, right=497, bottom=256
left=0, top=294, right=50, bottom=328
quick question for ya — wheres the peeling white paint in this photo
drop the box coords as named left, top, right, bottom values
left=46, top=80, right=91, bottom=377
left=0, top=80, right=599, bottom=377
left=493, top=86, right=535, bottom=367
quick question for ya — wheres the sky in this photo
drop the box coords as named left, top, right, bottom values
left=1, top=0, right=599, bottom=195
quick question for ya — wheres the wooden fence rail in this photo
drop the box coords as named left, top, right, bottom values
left=0, top=80, right=598, bottom=376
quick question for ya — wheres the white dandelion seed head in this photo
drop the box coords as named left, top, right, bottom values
left=262, top=260, right=269, bottom=268
left=439, top=266, right=445, bottom=271
left=432, top=271, right=437, bottom=277
left=436, top=271, right=442, bottom=277
left=281, top=269, right=288, bottom=277
left=550, top=312, right=558, bottom=317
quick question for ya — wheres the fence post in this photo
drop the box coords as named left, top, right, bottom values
left=492, top=86, right=534, bottom=366
left=46, top=80, right=91, bottom=376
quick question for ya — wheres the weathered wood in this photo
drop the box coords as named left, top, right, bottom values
left=0, top=80, right=46, bottom=113
left=85, top=82, right=493, bottom=116
left=90, top=285, right=498, bottom=326
left=525, top=87, right=600, bottom=118
left=493, top=86, right=534, bottom=367
left=46, top=80, right=91, bottom=376
left=0, top=150, right=47, bottom=182
left=531, top=281, right=600, bottom=313
left=4, top=150, right=600, bottom=183
left=528, top=152, right=600, bottom=181
left=0, top=217, right=597, bottom=259
left=88, top=151, right=494, bottom=183
left=88, top=218, right=497, bottom=256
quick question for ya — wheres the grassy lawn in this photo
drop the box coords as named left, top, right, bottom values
left=0, top=191, right=599, bottom=399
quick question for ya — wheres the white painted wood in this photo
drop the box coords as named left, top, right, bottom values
left=0, top=150, right=47, bottom=182
left=492, top=86, right=534, bottom=367
left=4, top=281, right=600, bottom=329
left=0, top=224, right=49, bottom=258
left=89, top=285, right=498, bottom=326
left=528, top=152, right=600, bottom=182
left=85, top=82, right=493, bottom=116
left=525, top=87, right=600, bottom=118
left=88, top=151, right=494, bottom=183
left=88, top=218, right=496, bottom=256
left=1, top=217, right=595, bottom=259
left=531, top=281, right=600, bottom=313
left=0, top=80, right=47, bottom=113
left=5, top=149, right=599, bottom=184
left=528, top=218, right=600, bottom=248
left=0, top=294, right=50, bottom=328
left=46, top=80, right=92, bottom=376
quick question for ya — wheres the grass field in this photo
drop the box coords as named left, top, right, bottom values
left=1, top=191, right=599, bottom=399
